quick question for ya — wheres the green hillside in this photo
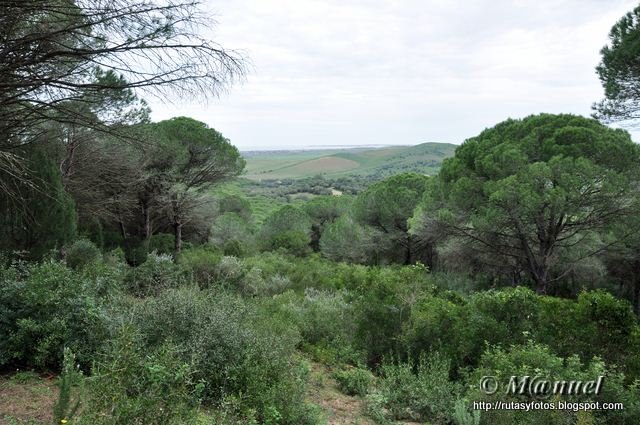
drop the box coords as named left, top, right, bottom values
left=242, top=142, right=457, bottom=180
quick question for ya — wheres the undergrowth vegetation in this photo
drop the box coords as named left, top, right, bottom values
left=1, top=247, right=639, bottom=424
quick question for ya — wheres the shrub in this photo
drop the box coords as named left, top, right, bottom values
left=122, top=237, right=148, bottom=266
left=401, top=295, right=465, bottom=369
left=263, top=273, right=292, bottom=295
left=215, top=255, right=247, bottom=287
left=258, top=205, right=312, bottom=256
left=210, top=211, right=255, bottom=255
left=452, top=399, right=480, bottom=425
left=242, top=252, right=370, bottom=292
left=431, top=271, right=478, bottom=294
left=178, top=247, right=221, bottom=288
left=0, top=261, right=108, bottom=370
left=467, top=341, right=640, bottom=425
left=223, top=239, right=245, bottom=257
left=125, top=252, right=184, bottom=296
left=79, top=259, right=126, bottom=298
left=79, top=325, right=200, bottom=425
left=276, top=288, right=363, bottom=364
left=353, top=265, right=435, bottom=366
left=372, top=352, right=460, bottom=424
left=333, top=367, right=372, bottom=396
left=53, top=348, right=82, bottom=424
left=574, top=291, right=637, bottom=363
left=535, top=291, right=640, bottom=380
left=148, top=233, right=175, bottom=255
left=269, top=230, right=312, bottom=256
left=104, top=247, right=126, bottom=264
left=66, top=239, right=101, bottom=270
left=214, top=256, right=291, bottom=296
left=296, top=289, right=355, bottom=345
left=131, top=287, right=319, bottom=424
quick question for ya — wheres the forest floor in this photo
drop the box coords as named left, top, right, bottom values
left=0, top=373, right=56, bottom=425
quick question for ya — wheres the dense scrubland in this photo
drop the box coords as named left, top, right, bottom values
left=3, top=113, right=640, bottom=425
left=3, top=1, right=640, bottom=425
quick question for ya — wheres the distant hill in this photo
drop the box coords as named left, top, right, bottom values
left=242, top=142, right=457, bottom=180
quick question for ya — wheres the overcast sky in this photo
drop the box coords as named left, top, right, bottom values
left=147, top=0, right=638, bottom=150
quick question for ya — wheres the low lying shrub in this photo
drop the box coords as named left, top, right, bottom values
left=369, top=352, right=460, bottom=424
left=80, top=325, right=201, bottom=425
left=131, top=287, right=320, bottom=424
left=333, top=366, right=372, bottom=396
left=0, top=260, right=109, bottom=370
left=124, top=252, right=184, bottom=296
left=65, top=239, right=101, bottom=270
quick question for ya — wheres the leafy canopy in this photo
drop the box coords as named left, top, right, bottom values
left=413, top=113, right=640, bottom=293
left=594, top=4, right=640, bottom=124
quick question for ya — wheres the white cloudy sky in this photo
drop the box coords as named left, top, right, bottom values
left=147, top=0, right=638, bottom=150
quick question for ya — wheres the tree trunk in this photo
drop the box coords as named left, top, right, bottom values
left=118, top=218, right=127, bottom=240
left=174, top=221, right=182, bottom=255
left=404, top=235, right=412, bottom=265
left=632, top=256, right=640, bottom=315
left=142, top=200, right=151, bottom=240
left=533, top=270, right=549, bottom=295
left=310, top=223, right=321, bottom=252
left=423, top=240, right=437, bottom=271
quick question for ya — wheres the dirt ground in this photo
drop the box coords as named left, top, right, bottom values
left=306, top=361, right=374, bottom=425
left=0, top=373, right=57, bottom=425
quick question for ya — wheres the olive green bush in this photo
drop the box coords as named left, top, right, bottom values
left=148, top=233, right=176, bottom=255
left=131, top=287, right=320, bottom=424
left=79, top=325, right=201, bottom=425
left=124, top=252, right=185, bottom=296
left=333, top=366, right=372, bottom=396
left=259, top=287, right=360, bottom=365
left=468, top=342, right=640, bottom=425
left=65, top=239, right=101, bottom=270
left=369, top=352, right=461, bottom=424
left=178, top=247, right=221, bottom=288
left=0, top=260, right=109, bottom=370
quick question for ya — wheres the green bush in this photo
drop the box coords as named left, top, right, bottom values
left=79, top=325, right=201, bottom=425
left=104, top=247, right=126, bottom=264
left=215, top=255, right=247, bottom=287
left=178, top=247, right=221, bottom=288
left=466, top=340, right=640, bottom=425
left=452, top=399, right=480, bottom=425
left=371, top=352, right=460, bottom=424
left=223, top=239, right=245, bottom=257
left=53, top=348, right=82, bottom=424
left=122, top=237, right=148, bottom=266
left=534, top=290, right=640, bottom=380
left=233, top=266, right=271, bottom=296
left=243, top=252, right=369, bottom=292
left=269, top=230, right=312, bottom=256
left=0, top=261, right=108, bottom=370
left=79, top=258, right=126, bottom=298
left=148, top=233, right=176, bottom=255
left=258, top=205, right=312, bottom=256
left=131, top=287, right=320, bottom=424
left=333, top=367, right=372, bottom=396
left=66, top=239, right=101, bottom=270
left=298, top=289, right=353, bottom=345
left=125, top=252, right=184, bottom=296
left=354, top=266, right=434, bottom=366
left=265, top=288, right=362, bottom=365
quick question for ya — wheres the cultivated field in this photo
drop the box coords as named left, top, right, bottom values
left=242, top=142, right=457, bottom=180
